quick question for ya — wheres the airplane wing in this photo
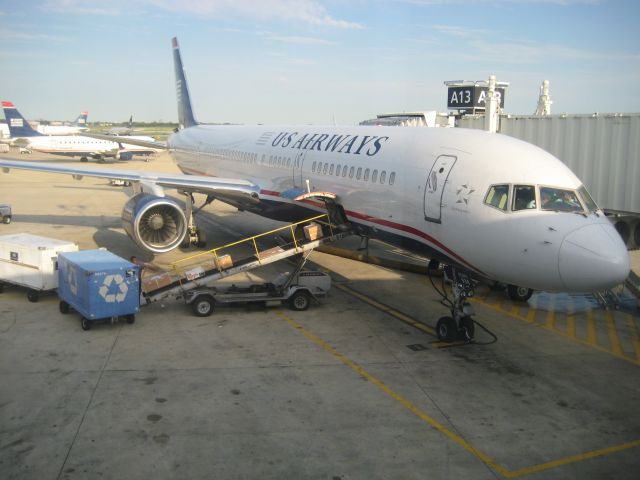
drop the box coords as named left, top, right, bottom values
left=0, top=159, right=261, bottom=207
left=82, top=133, right=167, bottom=150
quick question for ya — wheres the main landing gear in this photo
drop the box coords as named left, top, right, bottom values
left=180, top=192, right=215, bottom=249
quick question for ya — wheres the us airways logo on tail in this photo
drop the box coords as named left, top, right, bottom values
left=269, top=131, right=389, bottom=156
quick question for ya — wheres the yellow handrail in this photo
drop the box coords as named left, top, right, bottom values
left=171, top=213, right=331, bottom=272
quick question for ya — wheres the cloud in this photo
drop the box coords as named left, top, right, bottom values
left=47, top=0, right=364, bottom=28
left=265, top=35, right=337, bottom=45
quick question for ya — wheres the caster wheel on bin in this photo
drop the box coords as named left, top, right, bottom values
left=81, top=317, right=92, bottom=331
left=27, top=290, right=39, bottom=303
left=59, top=301, right=70, bottom=314
left=126, top=314, right=135, bottom=324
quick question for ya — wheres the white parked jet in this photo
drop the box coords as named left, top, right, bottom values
left=36, top=111, right=89, bottom=135
left=2, top=101, right=162, bottom=162
left=0, top=38, right=629, bottom=341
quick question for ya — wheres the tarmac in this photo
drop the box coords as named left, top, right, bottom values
left=1, top=149, right=639, bottom=480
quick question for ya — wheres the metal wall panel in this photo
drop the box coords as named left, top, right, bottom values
left=458, top=114, right=640, bottom=214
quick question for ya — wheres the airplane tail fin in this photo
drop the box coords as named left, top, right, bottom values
left=74, top=111, right=89, bottom=128
left=1, top=101, right=43, bottom=137
left=171, top=37, right=197, bottom=129
left=127, top=115, right=133, bottom=129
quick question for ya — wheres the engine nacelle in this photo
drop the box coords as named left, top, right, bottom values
left=122, top=193, right=187, bottom=253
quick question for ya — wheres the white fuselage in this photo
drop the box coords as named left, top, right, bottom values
left=169, top=124, right=630, bottom=292
left=36, top=125, right=88, bottom=135
left=22, top=134, right=159, bottom=157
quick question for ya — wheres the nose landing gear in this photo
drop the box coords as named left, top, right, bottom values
left=428, top=260, right=498, bottom=344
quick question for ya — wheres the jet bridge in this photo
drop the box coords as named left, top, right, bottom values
left=141, top=213, right=350, bottom=305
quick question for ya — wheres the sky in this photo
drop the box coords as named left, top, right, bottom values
left=1, top=0, right=639, bottom=125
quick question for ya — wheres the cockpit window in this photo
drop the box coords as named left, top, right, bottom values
left=484, top=184, right=509, bottom=211
left=578, top=185, right=599, bottom=212
left=540, top=187, right=583, bottom=212
left=512, top=185, right=536, bottom=211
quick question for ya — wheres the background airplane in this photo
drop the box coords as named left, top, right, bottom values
left=2, top=101, right=162, bottom=162
left=36, top=111, right=89, bottom=135
left=0, top=37, right=630, bottom=341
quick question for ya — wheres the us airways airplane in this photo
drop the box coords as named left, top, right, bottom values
left=2, top=102, right=162, bottom=162
left=0, top=38, right=630, bottom=340
left=36, top=111, right=89, bottom=135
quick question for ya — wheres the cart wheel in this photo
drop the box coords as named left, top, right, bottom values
left=192, top=295, right=214, bottom=317
left=2, top=216, right=10, bottom=224
left=126, top=314, right=135, bottom=324
left=289, top=290, right=311, bottom=311
left=81, top=317, right=92, bottom=331
left=59, top=300, right=70, bottom=314
left=27, top=290, right=39, bottom=303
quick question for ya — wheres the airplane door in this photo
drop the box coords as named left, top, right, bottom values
left=292, top=151, right=306, bottom=190
left=423, top=155, right=457, bottom=223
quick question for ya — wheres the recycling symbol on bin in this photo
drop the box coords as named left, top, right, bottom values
left=98, top=274, right=128, bottom=303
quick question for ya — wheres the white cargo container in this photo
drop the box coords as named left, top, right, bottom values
left=0, top=233, right=79, bottom=302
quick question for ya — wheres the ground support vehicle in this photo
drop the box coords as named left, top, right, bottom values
left=57, top=249, right=140, bottom=330
left=185, top=254, right=331, bottom=316
left=0, top=233, right=78, bottom=301
left=0, top=204, right=11, bottom=224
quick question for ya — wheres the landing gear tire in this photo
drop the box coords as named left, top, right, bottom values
left=196, top=230, right=207, bottom=249
left=192, top=295, right=215, bottom=317
left=436, top=316, right=457, bottom=342
left=460, top=316, right=475, bottom=341
left=81, top=317, right=92, bottom=331
left=289, top=291, right=311, bottom=311
left=80, top=157, right=88, bottom=163
left=59, top=300, right=70, bottom=314
left=507, top=285, right=533, bottom=302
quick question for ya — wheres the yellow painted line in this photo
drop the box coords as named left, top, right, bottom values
left=335, top=283, right=436, bottom=336
left=627, top=314, right=640, bottom=362
left=604, top=311, right=624, bottom=357
left=507, top=439, right=640, bottom=478
left=586, top=310, right=597, bottom=345
left=544, top=309, right=556, bottom=330
left=566, top=315, right=576, bottom=340
left=276, top=310, right=640, bottom=478
left=472, top=296, right=640, bottom=367
left=526, top=307, right=537, bottom=323
left=274, top=310, right=510, bottom=478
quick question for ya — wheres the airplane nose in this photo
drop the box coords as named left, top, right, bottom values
left=559, top=223, right=630, bottom=291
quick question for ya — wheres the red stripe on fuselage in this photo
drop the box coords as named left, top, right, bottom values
left=177, top=165, right=483, bottom=275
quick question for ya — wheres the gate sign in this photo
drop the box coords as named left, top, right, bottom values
left=447, top=86, right=505, bottom=110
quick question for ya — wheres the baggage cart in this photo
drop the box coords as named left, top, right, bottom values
left=57, top=249, right=140, bottom=330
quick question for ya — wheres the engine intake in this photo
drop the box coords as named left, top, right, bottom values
left=122, top=193, right=187, bottom=253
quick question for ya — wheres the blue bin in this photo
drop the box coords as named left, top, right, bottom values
left=58, top=249, right=140, bottom=330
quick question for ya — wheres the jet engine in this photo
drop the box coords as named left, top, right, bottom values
left=122, top=193, right=187, bottom=253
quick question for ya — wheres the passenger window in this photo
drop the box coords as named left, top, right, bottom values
left=312, top=161, right=317, bottom=173
left=323, top=163, right=328, bottom=175
left=389, top=172, right=395, bottom=185
left=380, top=171, right=386, bottom=184
left=371, top=170, right=378, bottom=183
left=342, top=166, right=348, bottom=177
left=356, top=167, right=362, bottom=180
left=484, top=184, right=509, bottom=211
left=329, top=164, right=334, bottom=175
left=540, top=187, right=583, bottom=212
left=349, top=167, right=354, bottom=178
left=336, top=165, right=341, bottom=176
left=512, top=185, right=536, bottom=211
left=364, top=168, right=370, bottom=181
